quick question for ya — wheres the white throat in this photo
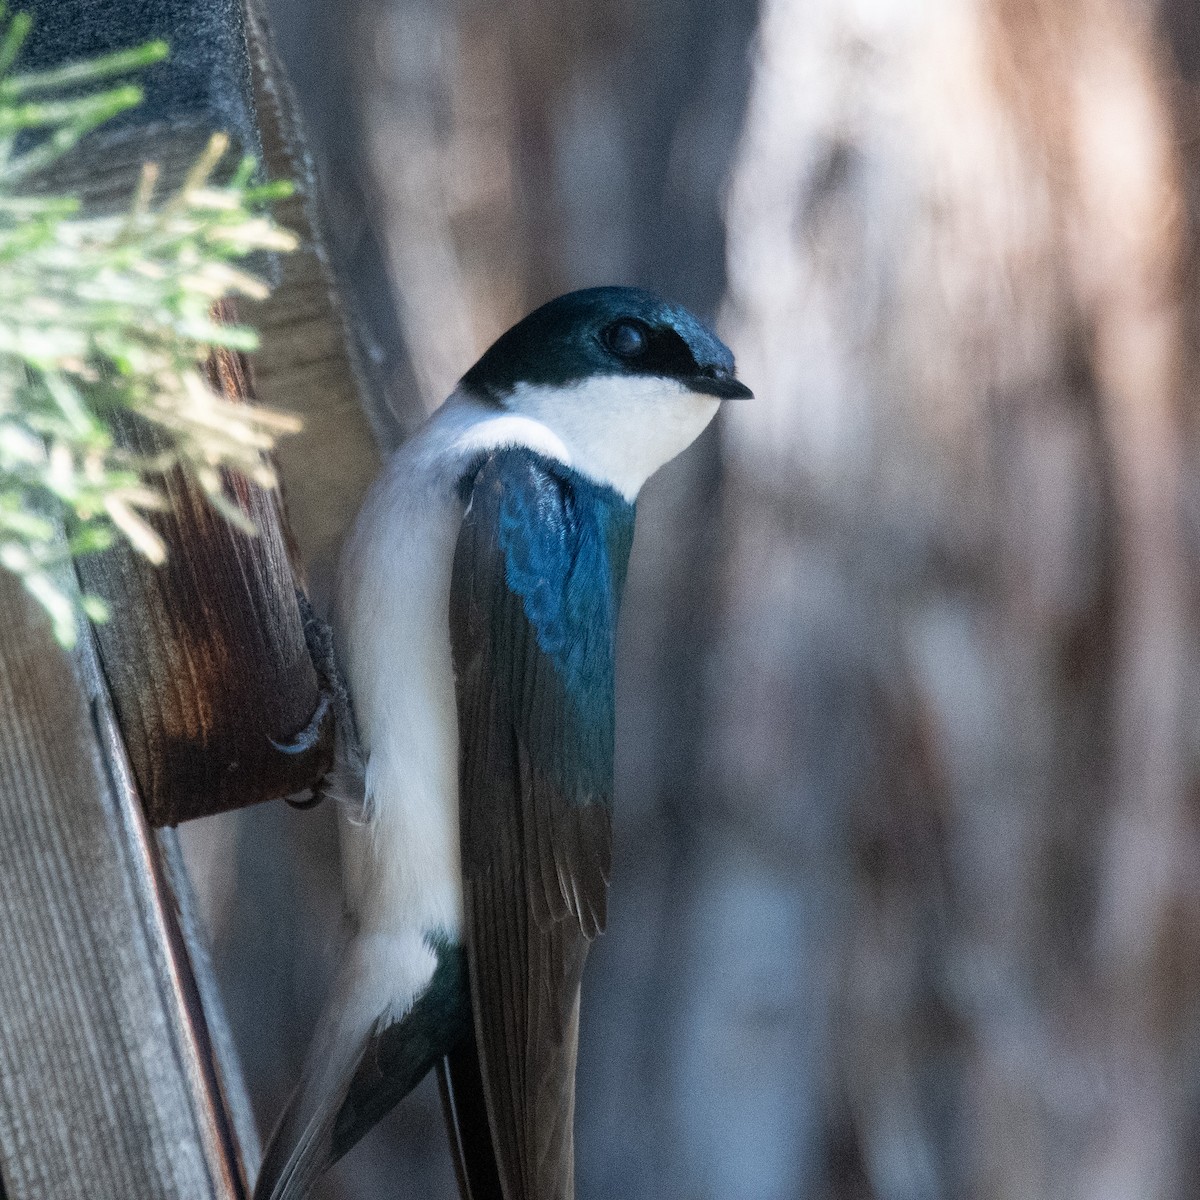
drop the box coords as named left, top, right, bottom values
left=501, top=375, right=720, bottom=500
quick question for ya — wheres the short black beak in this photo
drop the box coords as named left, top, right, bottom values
left=689, top=372, right=754, bottom=400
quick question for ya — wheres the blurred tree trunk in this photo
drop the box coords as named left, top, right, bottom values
left=710, top=0, right=1200, bottom=1196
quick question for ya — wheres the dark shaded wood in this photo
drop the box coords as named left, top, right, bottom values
left=75, top=323, right=332, bottom=826
left=0, top=567, right=246, bottom=1199
left=22, top=0, right=259, bottom=158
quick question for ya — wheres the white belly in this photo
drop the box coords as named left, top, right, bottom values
left=331, top=394, right=571, bottom=946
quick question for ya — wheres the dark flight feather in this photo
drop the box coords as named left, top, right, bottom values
left=439, top=1036, right=505, bottom=1200
left=253, top=940, right=469, bottom=1200
left=330, top=940, right=470, bottom=1161
left=449, top=448, right=635, bottom=1200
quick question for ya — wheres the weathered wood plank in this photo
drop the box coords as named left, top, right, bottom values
left=0, top=568, right=244, bottom=1200
left=241, top=0, right=387, bottom=609
left=74, top=328, right=332, bottom=825
left=156, top=826, right=263, bottom=1183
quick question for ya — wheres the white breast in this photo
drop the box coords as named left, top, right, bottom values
left=331, top=393, right=570, bottom=942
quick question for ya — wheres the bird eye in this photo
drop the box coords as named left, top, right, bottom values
left=602, top=319, right=648, bottom=360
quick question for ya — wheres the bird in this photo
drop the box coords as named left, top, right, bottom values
left=253, top=286, right=752, bottom=1200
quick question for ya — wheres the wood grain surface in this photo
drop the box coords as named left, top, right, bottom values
left=73, top=320, right=332, bottom=826
left=0, top=568, right=246, bottom=1199
left=242, top=0, right=387, bottom=611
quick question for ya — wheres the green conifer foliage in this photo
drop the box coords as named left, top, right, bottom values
left=0, top=6, right=298, bottom=645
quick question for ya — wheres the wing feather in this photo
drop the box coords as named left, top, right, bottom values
left=254, top=940, right=468, bottom=1200
left=449, top=449, right=635, bottom=1200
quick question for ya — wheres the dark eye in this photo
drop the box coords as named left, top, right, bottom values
left=602, top=319, right=649, bottom=360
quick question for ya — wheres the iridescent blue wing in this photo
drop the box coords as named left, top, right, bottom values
left=449, top=447, right=635, bottom=1200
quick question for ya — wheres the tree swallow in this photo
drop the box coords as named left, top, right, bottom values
left=254, top=286, right=752, bottom=1200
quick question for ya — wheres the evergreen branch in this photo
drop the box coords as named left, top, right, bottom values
left=0, top=9, right=299, bottom=646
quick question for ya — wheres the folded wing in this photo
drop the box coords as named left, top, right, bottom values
left=449, top=448, right=636, bottom=1200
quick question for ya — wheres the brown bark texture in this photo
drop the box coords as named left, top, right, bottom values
left=189, top=0, right=1200, bottom=1197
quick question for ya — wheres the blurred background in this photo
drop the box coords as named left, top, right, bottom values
left=179, top=0, right=1200, bottom=1196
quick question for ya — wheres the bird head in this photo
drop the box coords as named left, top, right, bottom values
left=459, top=286, right=752, bottom=499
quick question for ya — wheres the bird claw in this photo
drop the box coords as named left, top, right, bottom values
left=270, top=690, right=332, bottom=756
left=273, top=590, right=365, bottom=812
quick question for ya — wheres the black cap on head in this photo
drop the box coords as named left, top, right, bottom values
left=460, top=286, right=753, bottom=402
